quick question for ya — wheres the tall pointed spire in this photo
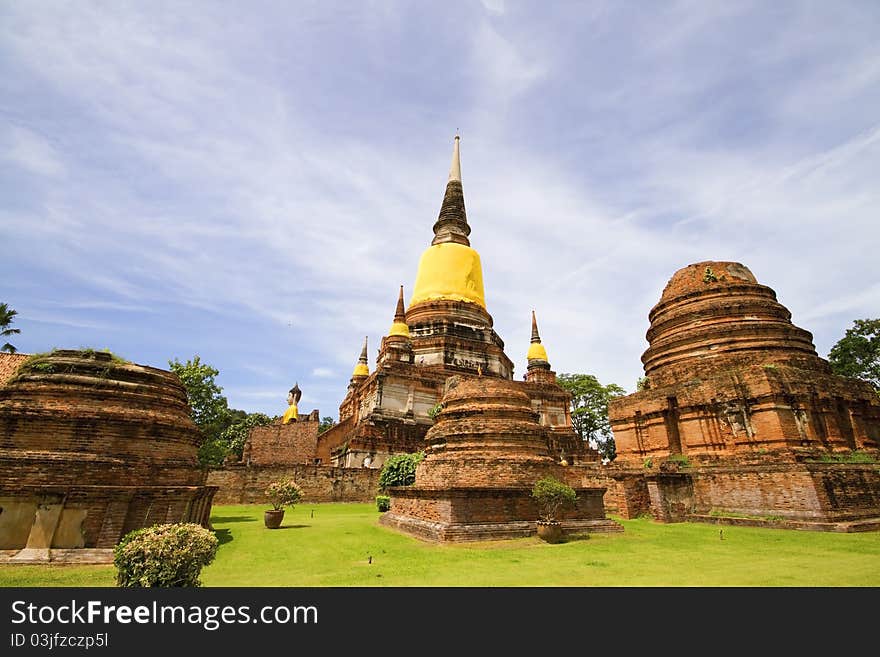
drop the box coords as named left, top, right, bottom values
left=388, top=285, right=410, bottom=338
left=526, top=310, right=554, bottom=383
left=394, top=285, right=406, bottom=323
left=352, top=336, right=369, bottom=378
left=527, top=310, right=549, bottom=364
left=448, top=133, right=461, bottom=182
left=530, top=310, right=541, bottom=343
left=431, top=135, right=471, bottom=247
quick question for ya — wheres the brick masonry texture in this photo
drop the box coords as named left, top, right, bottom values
left=207, top=464, right=380, bottom=504
left=0, top=350, right=216, bottom=560
left=606, top=261, right=880, bottom=529
left=380, top=376, right=621, bottom=541
left=240, top=420, right=320, bottom=465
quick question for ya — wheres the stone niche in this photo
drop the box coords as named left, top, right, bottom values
left=380, top=376, right=622, bottom=541
left=0, top=350, right=217, bottom=563
left=607, top=261, right=880, bottom=530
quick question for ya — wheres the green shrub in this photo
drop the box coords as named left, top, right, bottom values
left=427, top=403, right=444, bottom=420
left=265, top=479, right=303, bottom=510
left=113, top=523, right=218, bottom=588
left=813, top=450, right=877, bottom=464
left=376, top=495, right=391, bottom=512
left=531, top=476, right=577, bottom=522
left=378, top=451, right=425, bottom=490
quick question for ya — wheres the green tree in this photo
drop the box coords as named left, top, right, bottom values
left=556, top=373, right=626, bottom=461
left=219, top=412, right=273, bottom=461
left=828, top=319, right=880, bottom=391
left=1, top=303, right=21, bottom=353
left=169, top=355, right=231, bottom=465
left=318, top=416, right=336, bottom=434
left=378, top=451, right=425, bottom=491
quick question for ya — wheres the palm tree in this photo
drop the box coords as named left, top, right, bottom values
left=0, top=303, right=21, bottom=353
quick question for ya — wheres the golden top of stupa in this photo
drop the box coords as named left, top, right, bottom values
left=527, top=310, right=549, bottom=362
left=352, top=336, right=369, bottom=377
left=388, top=285, right=411, bottom=338
left=409, top=135, right=486, bottom=310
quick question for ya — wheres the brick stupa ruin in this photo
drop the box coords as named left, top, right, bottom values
left=380, top=376, right=622, bottom=541
left=0, top=350, right=217, bottom=563
left=315, top=136, right=595, bottom=470
left=607, top=261, right=880, bottom=530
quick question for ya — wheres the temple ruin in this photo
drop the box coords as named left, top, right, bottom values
left=380, top=376, right=622, bottom=541
left=606, top=261, right=880, bottom=530
left=315, top=135, right=595, bottom=470
left=0, top=349, right=217, bottom=563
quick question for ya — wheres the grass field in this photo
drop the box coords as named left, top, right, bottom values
left=2, top=503, right=879, bottom=587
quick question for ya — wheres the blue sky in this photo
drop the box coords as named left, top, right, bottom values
left=2, top=1, right=879, bottom=418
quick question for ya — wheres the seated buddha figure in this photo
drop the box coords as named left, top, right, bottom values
left=282, top=383, right=302, bottom=424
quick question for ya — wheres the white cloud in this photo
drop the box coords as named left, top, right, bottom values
left=1, top=2, right=877, bottom=414
left=3, top=126, right=65, bottom=177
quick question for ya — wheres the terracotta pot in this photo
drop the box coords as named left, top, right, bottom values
left=264, top=509, right=285, bottom=529
left=536, top=521, right=564, bottom=544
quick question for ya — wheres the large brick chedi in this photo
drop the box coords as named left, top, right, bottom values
left=380, top=376, right=621, bottom=541
left=608, top=262, right=880, bottom=530
left=0, top=350, right=217, bottom=562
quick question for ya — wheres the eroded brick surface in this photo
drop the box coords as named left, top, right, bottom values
left=207, top=464, right=379, bottom=504
left=381, top=376, right=619, bottom=541
left=0, top=350, right=216, bottom=556
left=607, top=262, right=880, bottom=528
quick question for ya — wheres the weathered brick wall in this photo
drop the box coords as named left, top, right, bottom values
left=571, top=465, right=651, bottom=518
left=0, top=350, right=216, bottom=557
left=689, top=462, right=880, bottom=521
left=612, top=366, right=880, bottom=463
left=207, top=464, right=380, bottom=504
left=241, top=421, right=319, bottom=466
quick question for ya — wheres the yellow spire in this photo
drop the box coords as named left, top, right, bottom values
left=411, top=135, right=486, bottom=309
left=388, top=285, right=410, bottom=337
left=527, top=310, right=549, bottom=362
left=352, top=336, right=369, bottom=377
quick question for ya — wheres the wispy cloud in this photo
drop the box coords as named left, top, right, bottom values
left=2, top=2, right=876, bottom=412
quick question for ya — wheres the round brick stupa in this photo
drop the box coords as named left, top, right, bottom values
left=643, top=261, right=824, bottom=388
left=0, top=349, right=216, bottom=563
left=380, top=376, right=621, bottom=542
left=606, top=261, right=880, bottom=530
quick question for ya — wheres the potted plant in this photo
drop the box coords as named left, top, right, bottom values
left=531, top=476, right=577, bottom=543
left=264, top=479, right=303, bottom=528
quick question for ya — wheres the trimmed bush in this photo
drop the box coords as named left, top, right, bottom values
left=114, top=523, right=218, bottom=588
left=378, top=451, right=425, bottom=491
left=265, top=479, right=303, bottom=510
left=531, top=477, right=577, bottom=522
left=376, top=495, right=391, bottom=512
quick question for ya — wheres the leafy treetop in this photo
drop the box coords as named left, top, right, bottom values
left=555, top=373, right=626, bottom=461
left=828, top=318, right=879, bottom=391
left=1, top=303, right=21, bottom=354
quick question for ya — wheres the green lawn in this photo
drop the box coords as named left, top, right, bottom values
left=2, top=503, right=879, bottom=586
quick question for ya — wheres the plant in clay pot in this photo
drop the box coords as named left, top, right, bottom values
left=531, top=476, right=577, bottom=543
left=263, top=479, right=303, bottom=528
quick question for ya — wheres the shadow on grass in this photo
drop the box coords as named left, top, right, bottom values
left=559, top=533, right=591, bottom=544
left=214, top=529, right=234, bottom=546
left=211, top=516, right=256, bottom=524
left=270, top=525, right=311, bottom=530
